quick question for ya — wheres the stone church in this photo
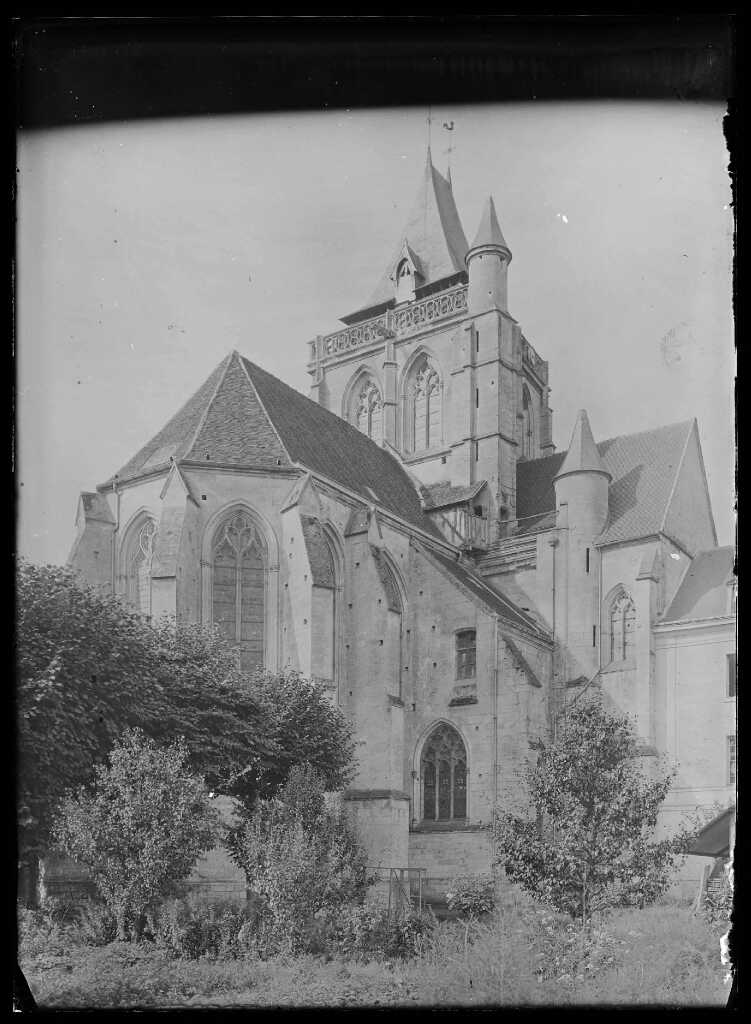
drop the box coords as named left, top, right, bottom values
left=68, top=150, right=736, bottom=895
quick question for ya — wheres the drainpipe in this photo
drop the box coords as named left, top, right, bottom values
left=111, top=475, right=121, bottom=594
left=548, top=534, right=559, bottom=742
left=492, top=614, right=500, bottom=831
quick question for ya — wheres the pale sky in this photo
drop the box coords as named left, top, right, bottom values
left=17, top=101, right=734, bottom=565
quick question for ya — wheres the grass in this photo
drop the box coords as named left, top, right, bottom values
left=19, top=902, right=730, bottom=1008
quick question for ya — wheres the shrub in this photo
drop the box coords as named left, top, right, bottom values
left=151, top=898, right=256, bottom=961
left=445, top=875, right=496, bottom=917
left=52, top=729, right=219, bottom=940
left=228, top=764, right=373, bottom=955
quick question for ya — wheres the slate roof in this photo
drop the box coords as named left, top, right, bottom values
left=421, top=480, right=487, bottom=511
left=363, top=151, right=469, bottom=312
left=469, top=196, right=511, bottom=256
left=516, top=420, right=696, bottom=547
left=422, top=545, right=550, bottom=639
left=662, top=546, right=735, bottom=623
left=105, top=351, right=440, bottom=540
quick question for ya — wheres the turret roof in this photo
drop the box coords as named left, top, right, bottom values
left=469, top=195, right=510, bottom=254
left=554, top=409, right=611, bottom=481
left=361, top=149, right=469, bottom=312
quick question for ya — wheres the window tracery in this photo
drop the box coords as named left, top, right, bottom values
left=212, top=510, right=266, bottom=674
left=354, top=378, right=383, bottom=443
left=126, top=517, right=157, bottom=616
left=411, top=357, right=442, bottom=452
left=421, top=724, right=467, bottom=821
left=609, top=592, right=636, bottom=662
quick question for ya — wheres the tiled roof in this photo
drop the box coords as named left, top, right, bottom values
left=421, top=480, right=487, bottom=510
left=516, top=420, right=695, bottom=547
left=421, top=545, right=550, bottom=639
left=106, top=351, right=440, bottom=540
left=241, top=356, right=440, bottom=537
left=363, top=152, right=469, bottom=311
left=662, top=546, right=735, bottom=623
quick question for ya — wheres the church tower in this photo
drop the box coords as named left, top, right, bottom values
left=307, top=148, right=554, bottom=545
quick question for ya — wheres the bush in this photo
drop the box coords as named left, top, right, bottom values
left=52, top=729, right=218, bottom=940
left=228, top=764, right=373, bottom=955
left=445, top=875, right=496, bottom=917
left=329, top=904, right=435, bottom=961
left=151, top=898, right=256, bottom=961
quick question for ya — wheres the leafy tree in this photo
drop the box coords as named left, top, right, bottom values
left=52, top=729, right=218, bottom=940
left=228, top=764, right=372, bottom=954
left=16, top=560, right=356, bottom=863
left=493, top=695, right=695, bottom=922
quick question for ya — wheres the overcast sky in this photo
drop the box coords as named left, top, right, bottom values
left=17, top=101, right=734, bottom=565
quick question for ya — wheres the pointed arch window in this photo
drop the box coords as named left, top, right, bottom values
left=521, top=384, right=535, bottom=460
left=409, top=355, right=442, bottom=453
left=212, top=510, right=266, bottom=674
left=421, top=724, right=467, bottom=822
left=352, top=377, right=383, bottom=444
left=125, top=517, right=157, bottom=617
left=609, top=592, right=636, bottom=663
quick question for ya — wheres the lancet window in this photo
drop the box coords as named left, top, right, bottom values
left=354, top=378, right=383, bottom=444
left=125, top=517, right=157, bottom=617
left=609, top=592, right=636, bottom=663
left=410, top=356, right=442, bottom=453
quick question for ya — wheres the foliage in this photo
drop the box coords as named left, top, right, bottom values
left=228, top=764, right=372, bottom=954
left=445, top=874, right=496, bottom=917
left=17, top=559, right=356, bottom=861
left=52, top=729, right=218, bottom=939
left=150, top=897, right=258, bottom=961
left=493, top=696, right=697, bottom=921
left=19, top=904, right=728, bottom=1008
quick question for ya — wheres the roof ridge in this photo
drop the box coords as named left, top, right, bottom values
left=523, top=417, right=696, bottom=468
left=182, top=350, right=235, bottom=459
left=658, top=417, right=696, bottom=539
left=235, top=353, right=294, bottom=464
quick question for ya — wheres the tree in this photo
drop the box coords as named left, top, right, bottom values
left=16, top=559, right=356, bottom=863
left=493, top=695, right=695, bottom=922
left=52, top=729, right=218, bottom=940
left=228, top=764, right=372, bottom=954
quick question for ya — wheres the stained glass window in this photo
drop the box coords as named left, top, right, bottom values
left=212, top=511, right=265, bottom=674
left=609, top=593, right=635, bottom=662
left=421, top=724, right=468, bottom=822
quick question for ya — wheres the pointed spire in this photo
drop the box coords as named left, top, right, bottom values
left=352, top=149, right=469, bottom=316
left=469, top=196, right=511, bottom=257
left=554, top=410, right=611, bottom=481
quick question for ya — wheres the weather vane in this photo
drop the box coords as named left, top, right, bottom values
left=442, top=120, right=455, bottom=172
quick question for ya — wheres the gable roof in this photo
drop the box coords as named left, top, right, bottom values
left=104, top=350, right=441, bottom=540
left=362, top=150, right=469, bottom=313
left=421, top=544, right=550, bottom=640
left=662, top=546, right=735, bottom=623
left=516, top=420, right=696, bottom=547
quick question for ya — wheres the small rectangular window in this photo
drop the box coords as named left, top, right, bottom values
left=475, top=441, right=480, bottom=462
left=586, top=548, right=590, bottom=573
left=475, top=331, right=479, bottom=354
left=727, top=653, right=737, bottom=698
left=475, top=387, right=479, bottom=408
left=727, top=734, right=736, bottom=785
left=592, top=625, right=597, bottom=647
left=456, top=629, right=476, bottom=679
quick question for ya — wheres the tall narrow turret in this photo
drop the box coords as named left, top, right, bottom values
left=466, top=196, right=512, bottom=315
left=553, top=409, right=611, bottom=538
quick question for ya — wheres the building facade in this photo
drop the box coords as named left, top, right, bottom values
left=68, top=150, right=736, bottom=896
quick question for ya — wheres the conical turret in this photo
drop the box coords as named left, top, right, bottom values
left=466, top=196, right=511, bottom=314
left=554, top=410, right=611, bottom=537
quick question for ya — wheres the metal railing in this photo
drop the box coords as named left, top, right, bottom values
left=367, top=866, right=427, bottom=918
